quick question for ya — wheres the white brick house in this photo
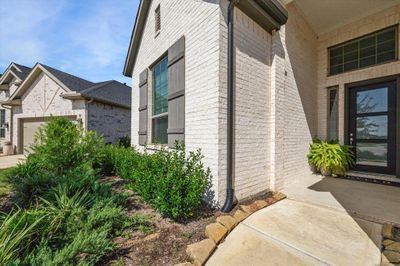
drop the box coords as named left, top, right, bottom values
left=123, top=0, right=400, bottom=206
left=0, top=62, right=131, bottom=154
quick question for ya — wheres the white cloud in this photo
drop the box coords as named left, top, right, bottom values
left=0, top=0, right=65, bottom=68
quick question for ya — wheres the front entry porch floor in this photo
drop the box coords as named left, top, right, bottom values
left=282, top=173, right=400, bottom=225
left=207, top=199, right=382, bottom=266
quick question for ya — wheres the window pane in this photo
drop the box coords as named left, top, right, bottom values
left=356, top=87, right=388, bottom=113
left=377, top=50, right=396, bottom=64
left=330, top=47, right=342, bottom=58
left=377, top=28, right=395, bottom=43
left=330, top=55, right=343, bottom=66
left=356, top=142, right=387, bottom=167
left=344, top=51, right=358, bottom=62
left=0, top=129, right=4, bottom=138
left=153, top=116, right=168, bottom=144
left=0, top=110, right=5, bottom=125
left=360, top=36, right=375, bottom=49
left=330, top=65, right=343, bottom=75
left=328, top=26, right=396, bottom=76
left=360, top=56, right=376, bottom=68
left=360, top=46, right=375, bottom=58
left=328, top=88, right=338, bottom=141
left=344, top=60, right=358, bottom=71
left=357, top=115, right=387, bottom=139
left=153, top=57, right=168, bottom=115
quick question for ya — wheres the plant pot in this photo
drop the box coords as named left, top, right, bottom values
left=320, top=168, right=332, bottom=177
left=3, top=142, right=13, bottom=156
left=309, top=164, right=318, bottom=174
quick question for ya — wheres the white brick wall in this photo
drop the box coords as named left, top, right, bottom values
left=279, top=3, right=318, bottom=188
left=218, top=0, right=273, bottom=201
left=131, top=0, right=222, bottom=202
left=130, top=0, right=399, bottom=204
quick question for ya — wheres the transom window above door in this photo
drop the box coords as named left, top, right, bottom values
left=329, top=26, right=397, bottom=76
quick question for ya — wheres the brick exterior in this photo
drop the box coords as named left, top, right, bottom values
left=12, top=72, right=87, bottom=152
left=6, top=71, right=130, bottom=153
left=129, top=0, right=399, bottom=204
left=0, top=80, right=17, bottom=147
left=131, top=0, right=222, bottom=202
left=87, top=101, right=130, bottom=143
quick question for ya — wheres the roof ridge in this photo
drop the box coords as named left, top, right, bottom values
left=39, top=63, right=94, bottom=85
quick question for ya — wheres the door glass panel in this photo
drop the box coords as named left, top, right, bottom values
left=356, top=87, right=387, bottom=113
left=356, top=115, right=387, bottom=139
left=356, top=142, right=387, bottom=167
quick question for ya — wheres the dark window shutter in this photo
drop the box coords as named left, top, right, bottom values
left=167, top=36, right=185, bottom=147
left=138, top=69, right=148, bottom=145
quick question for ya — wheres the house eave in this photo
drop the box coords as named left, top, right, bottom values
left=0, top=99, right=22, bottom=106
left=122, top=0, right=288, bottom=77
left=61, top=93, right=131, bottom=110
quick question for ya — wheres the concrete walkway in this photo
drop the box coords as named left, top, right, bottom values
left=207, top=199, right=382, bottom=266
left=0, top=155, right=25, bottom=169
left=283, top=173, right=400, bottom=224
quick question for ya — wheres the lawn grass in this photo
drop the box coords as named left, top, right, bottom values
left=0, top=168, right=12, bottom=197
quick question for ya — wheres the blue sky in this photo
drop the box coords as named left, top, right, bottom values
left=0, top=0, right=139, bottom=84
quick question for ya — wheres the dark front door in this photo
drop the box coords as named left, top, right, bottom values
left=348, top=80, right=397, bottom=174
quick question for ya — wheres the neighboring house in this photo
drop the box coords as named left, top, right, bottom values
left=123, top=0, right=400, bottom=205
left=0, top=62, right=131, bottom=153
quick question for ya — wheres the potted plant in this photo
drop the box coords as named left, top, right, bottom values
left=307, top=140, right=355, bottom=177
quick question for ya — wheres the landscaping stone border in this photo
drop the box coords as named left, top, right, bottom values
left=381, top=223, right=400, bottom=266
left=176, top=191, right=287, bottom=266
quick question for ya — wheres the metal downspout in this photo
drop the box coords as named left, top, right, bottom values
left=221, top=0, right=236, bottom=213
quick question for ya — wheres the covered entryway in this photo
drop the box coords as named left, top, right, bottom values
left=19, top=116, right=76, bottom=154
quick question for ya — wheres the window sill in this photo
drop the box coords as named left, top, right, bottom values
left=145, top=144, right=169, bottom=151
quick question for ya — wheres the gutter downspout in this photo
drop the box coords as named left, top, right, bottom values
left=221, top=0, right=236, bottom=213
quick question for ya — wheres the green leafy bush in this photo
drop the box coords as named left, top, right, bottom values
left=29, top=117, right=106, bottom=175
left=307, top=140, right=355, bottom=176
left=112, top=143, right=210, bottom=220
left=3, top=117, right=130, bottom=265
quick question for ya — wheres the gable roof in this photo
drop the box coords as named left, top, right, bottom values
left=9, top=63, right=131, bottom=109
left=40, top=64, right=95, bottom=92
left=123, top=0, right=288, bottom=77
left=0, top=62, right=32, bottom=85
left=12, top=63, right=32, bottom=81
left=80, top=80, right=131, bottom=108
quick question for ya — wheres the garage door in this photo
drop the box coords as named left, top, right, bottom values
left=21, top=116, right=77, bottom=154
left=22, top=120, right=46, bottom=154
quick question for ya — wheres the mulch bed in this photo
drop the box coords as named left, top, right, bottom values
left=99, top=176, right=216, bottom=266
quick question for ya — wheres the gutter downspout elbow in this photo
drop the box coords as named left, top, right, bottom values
left=221, top=0, right=236, bottom=213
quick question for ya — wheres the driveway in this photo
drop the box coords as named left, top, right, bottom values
left=207, top=199, right=382, bottom=266
left=0, top=155, right=25, bottom=169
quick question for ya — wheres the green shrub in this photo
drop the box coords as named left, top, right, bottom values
left=307, top=140, right=355, bottom=176
left=29, top=117, right=106, bottom=175
left=113, top=143, right=210, bottom=220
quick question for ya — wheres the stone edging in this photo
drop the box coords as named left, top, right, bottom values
left=175, top=192, right=287, bottom=266
left=381, top=223, right=400, bottom=265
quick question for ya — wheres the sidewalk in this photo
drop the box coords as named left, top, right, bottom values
left=207, top=199, right=381, bottom=266
left=0, top=154, right=25, bottom=169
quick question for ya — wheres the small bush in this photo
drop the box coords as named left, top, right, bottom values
left=113, top=143, right=210, bottom=220
left=29, top=117, right=106, bottom=175
left=307, top=140, right=355, bottom=176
